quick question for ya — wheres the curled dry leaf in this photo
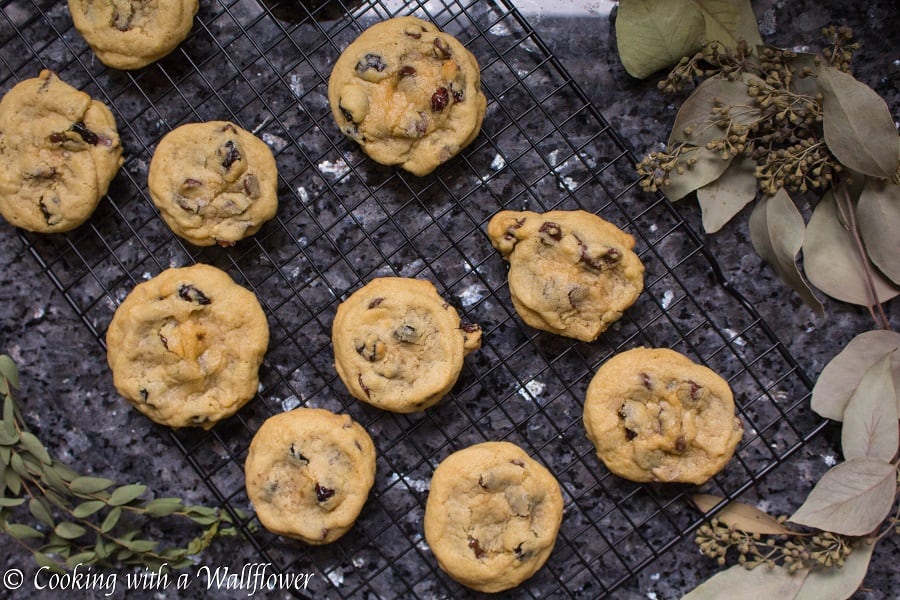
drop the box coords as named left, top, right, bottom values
left=817, top=66, right=900, bottom=181
left=793, top=539, right=876, bottom=600
left=681, top=564, right=806, bottom=599
left=616, top=0, right=706, bottom=79
left=694, top=0, right=763, bottom=50
left=802, top=190, right=899, bottom=306
left=692, top=494, right=793, bottom=534
left=664, top=145, right=732, bottom=201
left=841, top=352, right=899, bottom=462
left=812, top=330, right=900, bottom=421
left=789, top=457, right=896, bottom=536
left=668, top=74, right=765, bottom=146
left=857, top=177, right=900, bottom=286
left=748, top=188, right=823, bottom=314
left=697, top=157, right=757, bottom=232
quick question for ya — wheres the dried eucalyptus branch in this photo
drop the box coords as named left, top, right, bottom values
left=0, top=355, right=244, bottom=572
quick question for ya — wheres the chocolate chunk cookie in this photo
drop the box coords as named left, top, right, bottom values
left=583, top=347, right=744, bottom=484
left=424, top=441, right=564, bottom=593
left=244, top=407, right=376, bottom=545
left=148, top=121, right=278, bottom=246
left=0, top=70, right=123, bottom=233
left=68, top=0, right=199, bottom=70
left=332, top=277, right=481, bottom=413
left=487, top=209, right=645, bottom=342
left=106, top=263, right=269, bottom=429
left=328, top=16, right=487, bottom=176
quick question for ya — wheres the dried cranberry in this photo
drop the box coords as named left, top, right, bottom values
left=431, top=87, right=450, bottom=112
left=315, top=484, right=336, bottom=502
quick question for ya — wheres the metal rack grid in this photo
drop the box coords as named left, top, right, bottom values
left=0, top=0, right=827, bottom=596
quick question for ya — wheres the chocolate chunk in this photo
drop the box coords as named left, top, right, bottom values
left=399, top=65, right=416, bottom=78
left=71, top=121, right=99, bottom=145
left=243, top=174, right=261, bottom=199
left=514, top=543, right=528, bottom=561
left=177, top=284, right=211, bottom=305
left=539, top=221, right=562, bottom=241
left=461, top=322, right=481, bottom=334
left=358, top=374, right=371, bottom=398
left=339, top=104, right=355, bottom=124
left=158, top=332, right=169, bottom=351
left=467, top=536, right=485, bottom=559
left=574, top=235, right=622, bottom=271
left=139, top=389, right=149, bottom=403
left=478, top=475, right=487, bottom=489
left=674, top=436, right=688, bottom=453
left=356, top=53, right=387, bottom=73
left=510, top=459, right=525, bottom=468
left=640, top=373, right=652, bottom=389
left=315, top=483, right=336, bottom=502
left=433, top=37, right=452, bottom=59
left=220, top=140, right=241, bottom=170
left=503, top=217, right=526, bottom=241
left=288, top=443, right=309, bottom=464
left=625, top=428, right=637, bottom=441
left=368, top=297, right=384, bottom=309
left=431, top=87, right=450, bottom=112
left=394, top=324, right=419, bottom=343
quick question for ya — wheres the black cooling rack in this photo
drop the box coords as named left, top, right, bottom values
left=0, top=0, right=828, bottom=597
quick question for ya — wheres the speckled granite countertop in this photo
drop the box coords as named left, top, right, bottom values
left=0, top=1, right=897, bottom=598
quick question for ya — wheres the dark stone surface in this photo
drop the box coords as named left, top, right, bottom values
left=0, top=0, right=897, bottom=598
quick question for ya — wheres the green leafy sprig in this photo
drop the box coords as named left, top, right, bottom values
left=0, top=355, right=242, bottom=572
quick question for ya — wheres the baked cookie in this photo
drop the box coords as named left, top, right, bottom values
left=148, top=121, right=278, bottom=246
left=244, top=407, right=376, bottom=545
left=332, top=277, right=481, bottom=413
left=0, top=70, right=123, bottom=233
left=328, top=16, right=487, bottom=176
left=68, top=0, right=199, bottom=70
left=106, top=263, right=269, bottom=429
left=583, top=347, right=744, bottom=484
left=424, top=441, right=563, bottom=593
left=487, top=209, right=645, bottom=342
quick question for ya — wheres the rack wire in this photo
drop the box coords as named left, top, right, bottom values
left=0, top=0, right=827, bottom=596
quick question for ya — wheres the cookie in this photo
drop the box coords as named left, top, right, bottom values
left=244, top=407, right=376, bottom=545
left=328, top=16, right=487, bottom=176
left=332, top=277, right=481, bottom=413
left=487, top=209, right=645, bottom=342
left=0, top=70, right=123, bottom=233
left=148, top=121, right=278, bottom=247
left=583, top=347, right=744, bottom=484
left=68, top=0, right=199, bottom=70
left=106, top=263, right=269, bottom=429
left=424, top=441, right=563, bottom=593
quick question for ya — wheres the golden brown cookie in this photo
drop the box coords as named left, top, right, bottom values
left=424, top=441, right=563, bottom=593
left=328, top=16, right=487, bottom=176
left=332, top=277, right=482, bottom=413
left=148, top=121, right=279, bottom=247
left=106, top=263, right=269, bottom=429
left=583, top=347, right=744, bottom=484
left=68, top=0, right=199, bottom=70
left=0, top=70, right=123, bottom=233
left=487, top=209, right=645, bottom=342
left=244, top=407, right=376, bottom=545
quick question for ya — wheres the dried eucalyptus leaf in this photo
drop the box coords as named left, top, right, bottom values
left=669, top=74, right=764, bottom=145
left=812, top=330, right=900, bottom=421
left=693, top=494, right=792, bottom=534
left=794, top=539, right=876, bottom=600
left=108, top=484, right=147, bottom=506
left=694, top=0, right=763, bottom=50
left=666, top=145, right=733, bottom=201
left=28, top=497, right=55, bottom=528
left=69, top=476, right=116, bottom=495
left=682, top=563, right=806, bottom=599
left=818, top=66, right=900, bottom=180
left=802, top=191, right=899, bottom=306
left=0, top=356, right=19, bottom=390
left=749, top=189, right=824, bottom=314
left=789, top=457, right=896, bottom=536
left=841, top=352, right=898, bottom=461
left=857, top=177, right=900, bottom=285
left=697, top=157, right=757, bottom=232
left=616, top=0, right=706, bottom=79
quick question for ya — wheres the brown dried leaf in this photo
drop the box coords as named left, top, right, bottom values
left=669, top=74, right=764, bottom=145
left=693, top=494, right=792, bottom=534
left=682, top=564, right=806, bottom=599
left=616, top=0, right=706, bottom=79
left=857, top=177, right=900, bottom=285
left=818, top=66, right=900, bottom=180
left=697, top=157, right=757, bottom=232
left=802, top=190, right=899, bottom=306
left=841, top=352, right=899, bottom=462
left=749, top=188, right=823, bottom=314
left=794, top=539, right=875, bottom=600
left=694, top=0, right=763, bottom=49
left=665, top=145, right=732, bottom=201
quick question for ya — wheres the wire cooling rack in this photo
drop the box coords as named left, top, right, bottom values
left=1, top=0, right=828, bottom=597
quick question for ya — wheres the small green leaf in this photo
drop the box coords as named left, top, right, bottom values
left=28, top=497, right=55, bottom=528
left=19, top=431, right=52, bottom=465
left=789, top=457, right=896, bottom=536
left=694, top=0, right=763, bottom=49
left=696, top=157, right=757, bottom=232
left=54, top=521, right=87, bottom=540
left=794, top=538, right=876, bottom=600
left=812, top=330, right=900, bottom=421
left=41, top=465, right=69, bottom=495
left=749, top=188, right=824, bottom=314
left=101, top=506, right=122, bottom=533
left=4, top=467, right=22, bottom=495
left=0, top=421, right=19, bottom=446
left=65, top=551, right=97, bottom=568
left=121, top=539, right=159, bottom=553
left=144, top=497, right=185, bottom=517
left=53, top=463, right=79, bottom=483
left=692, top=494, right=793, bottom=535
left=6, top=522, right=45, bottom=540
left=34, top=552, right=65, bottom=573
left=857, top=177, right=900, bottom=285
left=0, top=497, right=25, bottom=507
left=72, top=500, right=107, bottom=518
left=69, top=476, right=116, bottom=495
left=802, top=190, right=899, bottom=306
left=0, top=356, right=19, bottom=390
left=669, top=75, right=764, bottom=146
left=841, top=352, right=899, bottom=461
left=9, top=452, right=28, bottom=478
left=818, top=66, right=900, bottom=180
left=681, top=563, right=806, bottom=599
left=108, top=484, right=147, bottom=506
left=616, top=0, right=706, bottom=79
